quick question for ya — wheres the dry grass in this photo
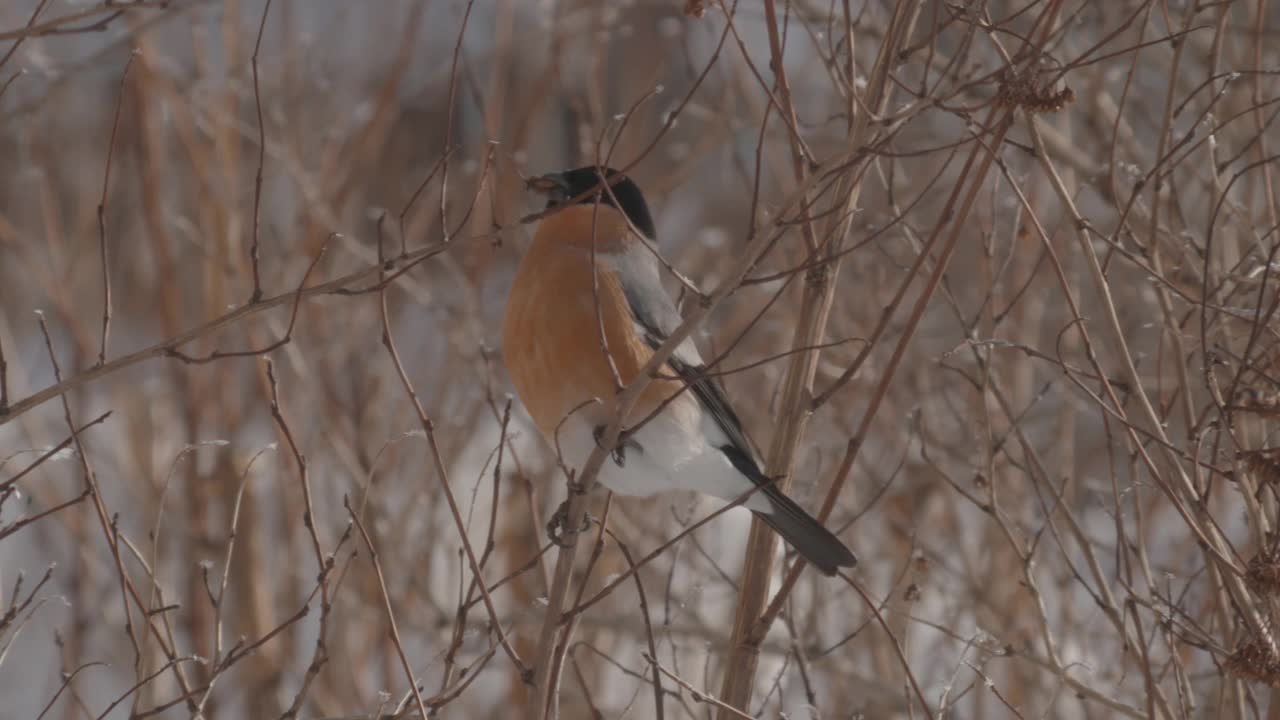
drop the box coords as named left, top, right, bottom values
left=3, top=0, right=1280, bottom=718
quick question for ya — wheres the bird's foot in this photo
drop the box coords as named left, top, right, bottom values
left=592, top=425, right=642, bottom=467
left=546, top=499, right=593, bottom=548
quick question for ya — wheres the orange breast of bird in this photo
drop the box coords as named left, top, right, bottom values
left=503, top=206, right=680, bottom=440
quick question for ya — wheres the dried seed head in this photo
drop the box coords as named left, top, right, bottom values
left=993, top=67, right=1075, bottom=114
left=1240, top=449, right=1280, bottom=485
left=1245, top=552, right=1280, bottom=597
left=1225, top=639, right=1280, bottom=686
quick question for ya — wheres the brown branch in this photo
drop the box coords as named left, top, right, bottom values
left=0, top=0, right=51, bottom=69
left=610, top=532, right=665, bottom=720
left=376, top=255, right=527, bottom=681
left=0, top=411, right=111, bottom=494
left=0, top=242, right=445, bottom=424
left=247, top=0, right=274, bottom=303
left=35, top=314, right=147, bottom=668
left=35, top=661, right=106, bottom=720
left=264, top=358, right=325, bottom=572
left=645, top=653, right=751, bottom=720
left=717, top=0, right=924, bottom=712
left=0, top=488, right=89, bottom=541
left=345, top=496, right=430, bottom=720
left=436, top=0, right=476, bottom=244
left=94, top=50, right=136, bottom=367
left=165, top=240, right=328, bottom=364
left=0, top=2, right=168, bottom=43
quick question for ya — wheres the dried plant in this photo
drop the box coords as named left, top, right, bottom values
left=4, top=1, right=1280, bottom=718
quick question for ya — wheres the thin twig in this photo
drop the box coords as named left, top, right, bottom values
left=95, top=50, right=137, bottom=367
left=345, top=496, right=430, bottom=720
left=376, top=251, right=527, bottom=681
left=1, top=242, right=446, bottom=424
left=247, top=0, right=274, bottom=303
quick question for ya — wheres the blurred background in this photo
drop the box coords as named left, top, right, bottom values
left=3, top=0, right=1280, bottom=718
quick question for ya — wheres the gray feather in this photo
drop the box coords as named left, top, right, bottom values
left=608, top=247, right=856, bottom=574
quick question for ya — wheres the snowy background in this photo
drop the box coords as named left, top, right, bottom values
left=3, top=1, right=1280, bottom=718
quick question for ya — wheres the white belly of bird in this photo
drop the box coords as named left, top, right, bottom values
left=556, top=399, right=774, bottom=516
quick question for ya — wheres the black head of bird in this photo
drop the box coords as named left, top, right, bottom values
left=527, top=166, right=657, bottom=240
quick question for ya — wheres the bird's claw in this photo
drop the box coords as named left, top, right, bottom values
left=546, top=499, right=593, bottom=547
left=593, top=425, right=641, bottom=467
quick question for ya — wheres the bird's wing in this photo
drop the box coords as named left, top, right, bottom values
left=609, top=250, right=758, bottom=461
left=608, top=249, right=859, bottom=575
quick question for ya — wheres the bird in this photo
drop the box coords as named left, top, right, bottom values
left=502, top=165, right=856, bottom=576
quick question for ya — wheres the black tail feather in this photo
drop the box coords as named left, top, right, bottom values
left=754, top=485, right=857, bottom=576
left=718, top=444, right=856, bottom=575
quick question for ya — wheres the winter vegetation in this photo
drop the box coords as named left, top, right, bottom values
left=3, top=0, right=1280, bottom=718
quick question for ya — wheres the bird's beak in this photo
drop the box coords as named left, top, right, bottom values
left=526, top=172, right=571, bottom=206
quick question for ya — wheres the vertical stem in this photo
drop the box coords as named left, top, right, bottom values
left=715, top=1, right=921, bottom=713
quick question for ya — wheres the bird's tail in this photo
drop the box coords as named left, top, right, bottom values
left=754, top=483, right=857, bottom=576
left=716, top=445, right=856, bottom=576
